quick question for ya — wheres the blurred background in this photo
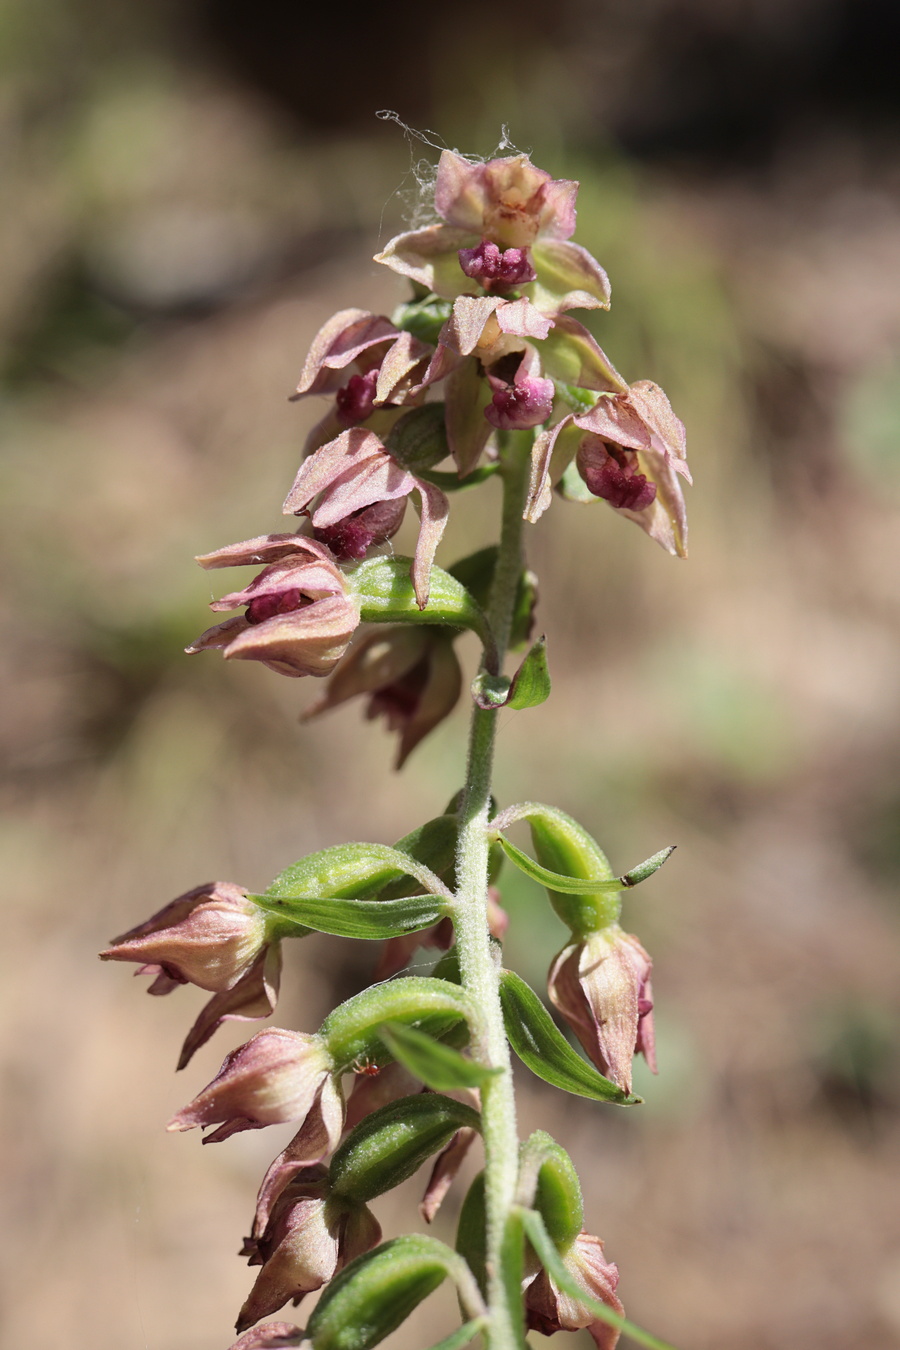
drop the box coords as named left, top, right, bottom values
left=2, top=0, right=900, bottom=1347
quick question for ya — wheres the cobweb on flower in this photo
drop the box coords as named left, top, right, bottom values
left=375, top=110, right=528, bottom=229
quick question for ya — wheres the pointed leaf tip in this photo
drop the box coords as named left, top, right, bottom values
left=620, top=845, right=676, bottom=887
left=506, top=635, right=550, bottom=709
left=380, top=1021, right=499, bottom=1091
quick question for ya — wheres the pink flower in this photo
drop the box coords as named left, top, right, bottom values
left=100, top=881, right=266, bottom=993
left=376, top=152, right=610, bottom=315
left=282, top=429, right=449, bottom=609
left=100, top=882, right=283, bottom=1069
left=303, top=626, right=462, bottom=770
left=527, top=381, right=690, bottom=557
left=236, top=1169, right=381, bottom=1332
left=225, top=1324, right=304, bottom=1350
left=167, top=1026, right=343, bottom=1145
left=548, top=925, right=656, bottom=1097
left=525, top=1231, right=625, bottom=1350
left=186, top=534, right=359, bottom=677
left=292, top=308, right=430, bottom=410
left=485, top=350, right=556, bottom=431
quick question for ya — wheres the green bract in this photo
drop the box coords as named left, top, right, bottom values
left=252, top=891, right=448, bottom=940
left=499, top=970, right=640, bottom=1105
left=321, top=977, right=472, bottom=1072
left=305, top=1235, right=484, bottom=1350
left=379, top=1021, right=500, bottom=1091
left=329, top=1092, right=481, bottom=1203
left=506, top=636, right=550, bottom=710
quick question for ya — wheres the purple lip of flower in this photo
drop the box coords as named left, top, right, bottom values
left=582, top=445, right=657, bottom=511
left=367, top=658, right=429, bottom=729
left=245, top=588, right=311, bottom=626
left=335, top=369, right=381, bottom=425
left=458, top=239, right=537, bottom=289
left=485, top=374, right=556, bottom=431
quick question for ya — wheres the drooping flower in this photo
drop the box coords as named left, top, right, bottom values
left=225, top=1323, right=304, bottom=1350
left=99, top=882, right=284, bottom=1069
left=167, top=1027, right=344, bottom=1145
left=485, top=349, right=556, bottom=431
left=186, top=534, right=359, bottom=677
left=527, top=380, right=690, bottom=557
left=376, top=152, right=610, bottom=315
left=303, top=625, right=462, bottom=770
left=100, top=881, right=266, bottom=993
left=236, top=1168, right=381, bottom=1332
left=548, top=925, right=656, bottom=1097
left=282, top=429, right=449, bottom=608
left=525, top=1230, right=625, bottom=1350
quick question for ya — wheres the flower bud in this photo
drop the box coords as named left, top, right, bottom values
left=236, top=1170, right=381, bottom=1332
left=168, top=1027, right=340, bottom=1143
left=100, top=881, right=266, bottom=993
left=525, top=1230, right=624, bottom=1350
left=548, top=925, right=656, bottom=1096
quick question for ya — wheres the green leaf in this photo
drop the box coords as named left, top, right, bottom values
left=496, top=834, right=674, bottom=899
left=519, top=1209, right=680, bottom=1350
left=496, top=834, right=623, bottom=895
left=321, top=976, right=471, bottom=1071
left=251, top=892, right=447, bottom=941
left=329, top=1092, right=481, bottom=1203
left=499, top=970, right=639, bottom=1105
left=305, top=1235, right=482, bottom=1350
left=455, top=1171, right=487, bottom=1296
left=507, top=636, right=551, bottom=709
left=495, top=802, right=618, bottom=932
left=350, top=557, right=489, bottom=643
left=422, top=1319, right=486, bottom=1350
left=622, top=845, right=676, bottom=887
left=385, top=404, right=449, bottom=474
left=379, top=1021, right=500, bottom=1091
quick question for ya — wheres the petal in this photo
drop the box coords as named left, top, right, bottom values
left=494, top=297, right=554, bottom=341
left=237, top=1196, right=339, bottom=1330
left=294, top=309, right=399, bottom=397
left=628, top=380, right=689, bottom=472
left=375, top=330, right=431, bottom=404
left=613, top=445, right=688, bottom=558
left=536, top=176, right=579, bottom=242
left=222, top=594, right=359, bottom=678
left=177, top=944, right=282, bottom=1071
left=410, top=479, right=450, bottom=609
left=434, top=150, right=490, bottom=231
left=251, top=1080, right=345, bottom=1239
left=309, top=458, right=415, bottom=530
left=395, top=637, right=461, bottom=768
left=445, top=355, right=494, bottom=476
left=539, top=316, right=629, bottom=393
left=225, top=1323, right=304, bottom=1350
left=525, top=416, right=581, bottom=522
left=374, top=223, right=476, bottom=297
left=303, top=628, right=429, bottom=718
left=196, top=534, right=335, bottom=570
left=419, top=1126, right=478, bottom=1223
left=575, top=395, right=652, bottom=452
left=186, top=614, right=250, bottom=653
left=210, top=557, right=348, bottom=611
left=282, top=429, right=389, bottom=515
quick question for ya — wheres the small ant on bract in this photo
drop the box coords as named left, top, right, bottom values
left=351, top=1056, right=381, bottom=1077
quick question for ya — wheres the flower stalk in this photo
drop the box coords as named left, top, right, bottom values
left=101, top=144, right=688, bottom=1350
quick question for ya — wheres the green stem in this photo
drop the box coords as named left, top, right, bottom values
left=453, top=432, right=533, bottom=1350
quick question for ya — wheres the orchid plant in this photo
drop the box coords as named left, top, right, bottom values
left=102, top=148, right=689, bottom=1350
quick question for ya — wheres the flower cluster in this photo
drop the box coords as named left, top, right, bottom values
left=103, top=147, right=686, bottom=1350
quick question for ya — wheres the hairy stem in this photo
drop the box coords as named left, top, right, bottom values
left=454, top=432, right=533, bottom=1350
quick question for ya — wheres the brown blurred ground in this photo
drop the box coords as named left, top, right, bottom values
left=2, top=2, right=900, bottom=1348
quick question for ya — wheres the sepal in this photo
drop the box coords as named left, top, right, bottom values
left=304, top=1235, right=486, bottom=1350
left=498, top=970, right=640, bottom=1105
left=328, top=1092, right=481, bottom=1203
